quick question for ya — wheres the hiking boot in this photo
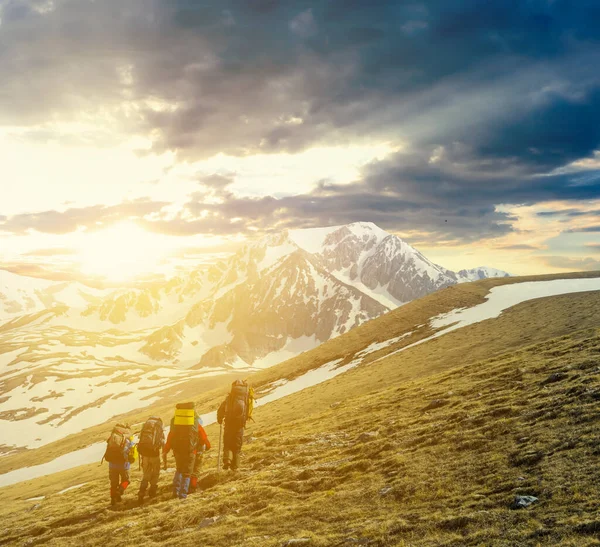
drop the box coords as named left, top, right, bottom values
left=115, top=492, right=122, bottom=503
left=138, top=492, right=145, bottom=504
left=111, top=497, right=117, bottom=506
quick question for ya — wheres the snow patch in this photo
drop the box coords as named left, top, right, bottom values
left=379, top=277, right=600, bottom=364
left=431, top=278, right=600, bottom=334
left=258, top=240, right=298, bottom=272
left=288, top=225, right=343, bottom=254
left=58, top=482, right=87, bottom=494
left=355, top=332, right=413, bottom=358
left=257, top=358, right=350, bottom=407
left=0, top=443, right=104, bottom=488
left=253, top=335, right=320, bottom=369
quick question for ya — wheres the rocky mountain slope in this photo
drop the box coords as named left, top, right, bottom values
left=0, top=223, right=509, bottom=455
left=0, top=271, right=599, bottom=546
left=1, top=223, right=508, bottom=369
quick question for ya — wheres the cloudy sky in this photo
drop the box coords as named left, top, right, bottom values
left=1, top=0, right=599, bottom=283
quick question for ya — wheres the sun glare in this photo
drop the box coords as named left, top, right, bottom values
left=76, top=222, right=169, bottom=281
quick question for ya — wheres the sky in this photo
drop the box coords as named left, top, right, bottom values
left=0, top=0, right=599, bottom=283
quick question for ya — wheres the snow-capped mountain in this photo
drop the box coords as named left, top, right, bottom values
left=0, top=270, right=108, bottom=321
left=456, top=267, right=511, bottom=282
left=0, top=223, right=510, bottom=369
left=0, top=222, right=511, bottom=454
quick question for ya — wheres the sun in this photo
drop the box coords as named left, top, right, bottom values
left=76, top=222, right=169, bottom=282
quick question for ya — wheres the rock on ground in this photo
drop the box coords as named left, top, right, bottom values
left=511, top=495, right=538, bottom=509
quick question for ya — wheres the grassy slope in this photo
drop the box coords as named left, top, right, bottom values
left=0, top=274, right=599, bottom=545
left=1, top=271, right=598, bottom=476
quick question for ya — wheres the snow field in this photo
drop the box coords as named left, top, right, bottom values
left=431, top=278, right=600, bottom=333
left=379, top=277, right=600, bottom=363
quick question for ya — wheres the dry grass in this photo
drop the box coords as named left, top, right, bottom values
left=0, top=273, right=599, bottom=545
left=2, top=326, right=600, bottom=546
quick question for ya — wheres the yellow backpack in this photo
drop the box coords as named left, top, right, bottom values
left=128, top=440, right=138, bottom=464
left=247, top=386, right=255, bottom=422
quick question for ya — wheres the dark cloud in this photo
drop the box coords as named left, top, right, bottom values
left=140, top=172, right=517, bottom=243
left=537, top=208, right=600, bottom=218
left=1, top=0, right=600, bottom=164
left=569, top=225, right=600, bottom=233
left=541, top=256, right=600, bottom=271
left=0, top=198, right=169, bottom=235
left=2, top=0, right=600, bottom=241
left=1, top=149, right=598, bottom=244
left=358, top=146, right=600, bottom=206
left=537, top=210, right=582, bottom=217
left=141, top=145, right=600, bottom=242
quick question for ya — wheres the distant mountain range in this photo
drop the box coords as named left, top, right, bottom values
left=0, top=222, right=510, bottom=453
left=0, top=222, right=509, bottom=370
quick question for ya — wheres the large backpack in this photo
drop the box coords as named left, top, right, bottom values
left=103, top=424, right=131, bottom=464
left=226, top=380, right=254, bottom=426
left=171, top=402, right=199, bottom=454
left=137, top=416, right=163, bottom=458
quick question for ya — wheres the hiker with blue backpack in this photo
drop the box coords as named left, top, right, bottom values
left=163, top=403, right=211, bottom=499
left=136, top=416, right=165, bottom=503
left=102, top=423, right=137, bottom=506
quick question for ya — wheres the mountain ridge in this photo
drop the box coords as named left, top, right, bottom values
left=0, top=222, right=509, bottom=371
left=0, top=223, right=511, bottom=455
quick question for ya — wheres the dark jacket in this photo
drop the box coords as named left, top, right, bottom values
left=218, top=399, right=244, bottom=452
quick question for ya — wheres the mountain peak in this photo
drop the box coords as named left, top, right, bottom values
left=457, top=267, right=511, bottom=282
left=288, top=222, right=390, bottom=255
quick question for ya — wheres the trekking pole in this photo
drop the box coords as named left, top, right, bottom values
left=217, top=421, right=223, bottom=472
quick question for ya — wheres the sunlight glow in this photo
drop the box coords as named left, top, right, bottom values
left=75, top=222, right=174, bottom=281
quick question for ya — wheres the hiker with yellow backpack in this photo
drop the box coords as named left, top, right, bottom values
left=217, top=380, right=254, bottom=471
left=163, top=403, right=211, bottom=499
left=102, top=423, right=137, bottom=506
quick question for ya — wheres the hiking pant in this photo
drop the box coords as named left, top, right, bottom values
left=190, top=446, right=205, bottom=490
left=223, top=448, right=241, bottom=471
left=109, top=468, right=130, bottom=499
left=139, top=456, right=161, bottom=497
left=173, top=450, right=195, bottom=499
left=223, top=423, right=243, bottom=470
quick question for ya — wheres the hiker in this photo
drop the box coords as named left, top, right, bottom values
left=163, top=403, right=211, bottom=499
left=137, top=416, right=165, bottom=503
left=102, top=423, right=137, bottom=506
left=217, top=380, right=254, bottom=471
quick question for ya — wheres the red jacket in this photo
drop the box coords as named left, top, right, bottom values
left=163, top=424, right=211, bottom=455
